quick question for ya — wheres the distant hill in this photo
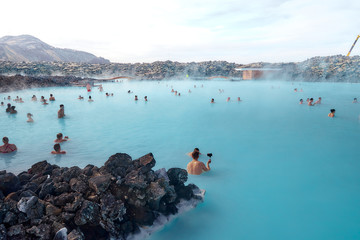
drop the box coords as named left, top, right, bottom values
left=0, top=35, right=110, bottom=64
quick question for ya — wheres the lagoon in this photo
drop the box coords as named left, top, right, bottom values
left=1, top=80, right=360, bottom=240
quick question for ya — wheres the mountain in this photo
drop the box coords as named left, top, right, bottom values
left=0, top=35, right=110, bottom=64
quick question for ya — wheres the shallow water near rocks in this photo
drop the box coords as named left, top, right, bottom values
left=1, top=80, right=360, bottom=240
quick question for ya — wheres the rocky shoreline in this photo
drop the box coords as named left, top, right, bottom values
left=1, top=55, right=359, bottom=89
left=0, top=153, right=204, bottom=240
left=0, top=75, right=95, bottom=93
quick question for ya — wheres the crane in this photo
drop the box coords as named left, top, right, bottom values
left=346, top=35, right=360, bottom=56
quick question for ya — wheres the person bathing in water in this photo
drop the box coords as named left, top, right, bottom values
left=308, top=98, right=314, bottom=106
left=0, top=137, right=17, bottom=153
left=54, top=133, right=69, bottom=143
left=51, top=143, right=66, bottom=154
left=27, top=113, right=34, bottom=122
left=10, top=106, right=17, bottom=114
left=211, top=98, right=215, bottom=103
left=353, top=98, right=357, bottom=103
left=49, top=94, right=55, bottom=101
left=187, top=151, right=211, bottom=175
left=187, top=147, right=202, bottom=157
left=315, top=97, right=321, bottom=104
left=58, top=104, right=65, bottom=118
left=6, top=103, right=11, bottom=113
left=299, top=99, right=303, bottom=104
left=328, top=109, right=335, bottom=118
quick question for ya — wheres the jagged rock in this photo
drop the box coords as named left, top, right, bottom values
left=26, top=224, right=51, bottom=240
left=69, top=178, right=88, bottom=194
left=74, top=200, right=100, bottom=226
left=6, top=224, right=24, bottom=238
left=54, top=192, right=76, bottom=206
left=28, top=161, right=53, bottom=176
left=17, top=172, right=33, bottom=184
left=67, top=229, right=84, bottom=240
left=88, top=175, right=111, bottom=194
left=45, top=203, right=61, bottom=216
left=64, top=194, right=83, bottom=213
left=124, top=170, right=147, bottom=189
left=17, top=213, right=29, bottom=224
left=157, top=178, right=176, bottom=204
left=39, top=182, right=55, bottom=199
left=167, top=168, right=188, bottom=186
left=146, top=182, right=166, bottom=210
left=127, top=205, right=156, bottom=226
left=31, top=175, right=48, bottom=185
left=4, top=192, right=19, bottom=202
left=0, top=153, right=203, bottom=240
left=82, top=165, right=95, bottom=176
left=21, top=182, right=38, bottom=193
left=0, top=224, right=6, bottom=240
left=17, top=196, right=44, bottom=219
left=54, top=182, right=70, bottom=196
left=61, top=212, right=75, bottom=222
left=19, top=190, right=36, bottom=198
left=103, top=153, right=132, bottom=177
left=0, top=171, right=5, bottom=175
left=136, top=153, right=156, bottom=174
left=3, top=212, right=17, bottom=225
left=0, top=173, right=20, bottom=196
left=175, top=185, right=194, bottom=201
left=155, top=168, right=169, bottom=181
left=53, top=227, right=67, bottom=240
left=62, top=167, right=82, bottom=183
left=99, top=193, right=125, bottom=234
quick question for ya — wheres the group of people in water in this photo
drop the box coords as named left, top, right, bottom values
left=299, top=97, right=336, bottom=117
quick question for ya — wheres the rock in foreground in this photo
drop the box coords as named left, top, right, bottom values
left=0, top=153, right=204, bottom=240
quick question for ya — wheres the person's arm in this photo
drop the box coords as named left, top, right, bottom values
left=201, top=160, right=211, bottom=172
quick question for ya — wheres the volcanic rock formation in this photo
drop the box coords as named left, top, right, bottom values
left=0, top=153, right=204, bottom=240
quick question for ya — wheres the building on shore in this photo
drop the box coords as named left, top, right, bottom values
left=235, top=68, right=282, bottom=80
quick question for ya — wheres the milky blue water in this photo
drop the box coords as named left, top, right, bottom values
left=1, top=80, right=360, bottom=240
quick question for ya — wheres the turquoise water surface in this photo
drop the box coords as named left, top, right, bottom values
left=1, top=80, right=360, bottom=240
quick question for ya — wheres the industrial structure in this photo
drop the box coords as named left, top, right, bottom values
left=347, top=35, right=360, bottom=56
left=235, top=68, right=282, bottom=80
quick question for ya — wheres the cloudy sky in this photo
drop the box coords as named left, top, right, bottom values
left=1, top=0, right=359, bottom=63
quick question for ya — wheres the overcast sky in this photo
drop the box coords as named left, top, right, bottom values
left=1, top=0, right=359, bottom=63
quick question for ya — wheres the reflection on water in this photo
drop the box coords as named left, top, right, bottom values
left=0, top=151, right=17, bottom=167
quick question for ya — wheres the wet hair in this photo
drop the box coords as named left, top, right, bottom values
left=54, top=144, right=60, bottom=151
left=27, top=113, right=32, bottom=117
left=194, top=148, right=200, bottom=152
left=330, top=109, right=335, bottom=113
left=3, top=137, right=9, bottom=143
left=300, top=99, right=303, bottom=101
left=60, top=104, right=64, bottom=107
left=57, top=133, right=63, bottom=139
left=89, top=96, right=92, bottom=99
left=211, top=98, right=214, bottom=101
left=354, top=98, right=357, bottom=100
left=1, top=102, right=3, bottom=105
left=7, top=103, right=11, bottom=107
left=192, top=151, right=200, bottom=159
left=310, top=98, right=313, bottom=101
left=11, top=106, right=15, bottom=109
left=50, top=94, right=53, bottom=97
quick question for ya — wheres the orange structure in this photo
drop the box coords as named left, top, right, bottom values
left=236, top=68, right=282, bottom=80
left=242, top=70, right=264, bottom=80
